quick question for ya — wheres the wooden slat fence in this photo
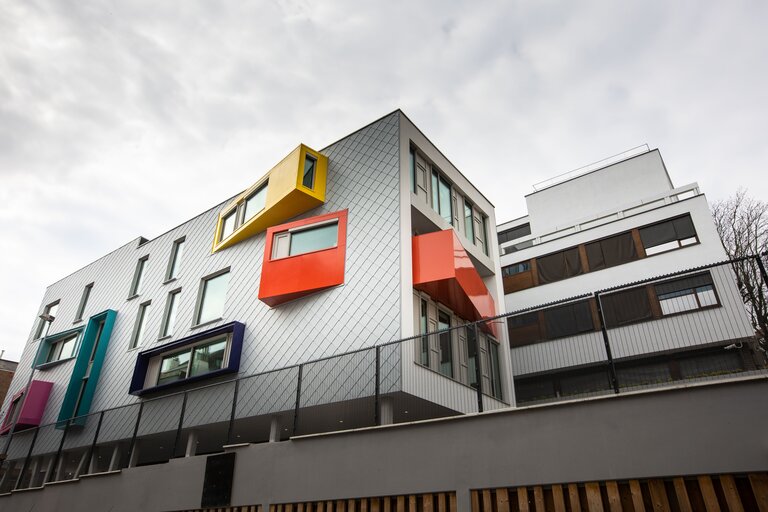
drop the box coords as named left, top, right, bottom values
left=471, top=473, right=768, bottom=512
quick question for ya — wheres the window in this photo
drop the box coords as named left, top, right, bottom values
left=419, top=299, right=429, bottom=366
left=130, top=301, right=151, bottom=349
left=488, top=340, right=502, bottom=399
left=600, top=287, right=653, bottom=327
left=302, top=155, right=317, bottom=189
left=536, top=247, right=583, bottom=284
left=464, top=198, right=474, bottom=241
left=410, top=148, right=417, bottom=194
left=74, top=283, right=94, bottom=322
left=502, top=261, right=530, bottom=277
left=467, top=327, right=478, bottom=388
left=161, top=289, right=181, bottom=338
left=507, top=312, right=543, bottom=347
left=129, top=255, right=148, bottom=297
left=431, top=170, right=452, bottom=224
left=271, top=221, right=339, bottom=259
left=221, top=210, right=237, bottom=241
left=498, top=223, right=531, bottom=245
left=157, top=335, right=229, bottom=386
left=196, top=270, right=230, bottom=325
left=35, top=301, right=60, bottom=339
left=543, top=301, right=594, bottom=339
left=166, top=237, right=185, bottom=281
left=639, top=215, right=698, bottom=255
left=45, top=333, right=78, bottom=363
left=437, top=311, right=453, bottom=377
left=243, top=184, right=268, bottom=222
left=585, top=232, right=637, bottom=271
left=481, top=216, right=490, bottom=256
left=655, top=272, right=718, bottom=315
left=72, top=319, right=106, bottom=419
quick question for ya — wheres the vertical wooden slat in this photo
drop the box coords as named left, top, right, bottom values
left=327, top=501, right=334, bottom=512
left=307, top=503, right=314, bottom=512
left=371, top=498, right=380, bottom=512
left=449, top=493, right=457, bottom=512
left=360, top=499, right=368, bottom=512
left=270, top=506, right=276, bottom=512
left=496, top=488, right=510, bottom=512
left=298, top=504, right=305, bottom=512
left=348, top=500, right=356, bottom=512
left=585, top=483, right=604, bottom=512
left=471, top=491, right=480, bottom=512
left=567, top=484, right=581, bottom=512
left=629, top=480, right=646, bottom=512
left=551, top=485, right=566, bottom=512
left=396, top=496, right=405, bottom=512
left=749, top=474, right=768, bottom=512
left=287, top=504, right=294, bottom=512
left=605, top=482, right=621, bottom=512
left=720, top=475, right=744, bottom=512
left=518, top=487, right=530, bottom=512
left=384, top=497, right=391, bottom=512
left=698, top=476, right=721, bottom=512
left=533, top=487, right=545, bottom=512
left=438, top=493, right=446, bottom=512
left=318, top=502, right=325, bottom=512
left=673, top=478, right=693, bottom=512
left=409, top=495, right=417, bottom=512
left=338, top=500, right=347, bottom=512
left=648, top=479, right=671, bottom=512
left=482, top=490, right=492, bottom=512
left=423, top=494, right=434, bottom=512
left=278, top=504, right=285, bottom=512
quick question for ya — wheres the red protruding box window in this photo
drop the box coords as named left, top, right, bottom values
left=0, top=380, right=53, bottom=435
left=258, top=210, right=348, bottom=307
left=412, top=230, right=498, bottom=336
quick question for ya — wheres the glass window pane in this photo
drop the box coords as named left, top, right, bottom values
left=163, top=292, right=179, bottom=337
left=221, top=211, right=237, bottom=240
left=243, top=184, right=267, bottom=221
left=464, top=200, right=474, bottom=240
left=59, top=337, right=76, bottom=360
left=132, top=258, right=146, bottom=296
left=302, top=156, right=316, bottom=189
left=438, top=176, right=452, bottom=223
left=158, top=350, right=191, bottom=385
left=659, top=293, right=698, bottom=315
left=489, top=342, right=502, bottom=399
left=410, top=149, right=416, bottom=194
left=169, top=240, right=185, bottom=280
left=289, top=223, right=338, bottom=256
left=190, top=338, right=228, bottom=377
left=431, top=171, right=439, bottom=210
left=467, top=328, right=478, bottom=387
left=438, top=312, right=452, bottom=377
left=644, top=241, right=680, bottom=255
left=48, top=303, right=59, bottom=317
left=420, top=299, right=429, bottom=366
left=697, top=286, right=717, bottom=307
left=132, top=304, right=150, bottom=348
left=198, top=272, right=230, bottom=324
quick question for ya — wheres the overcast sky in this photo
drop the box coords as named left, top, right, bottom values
left=1, top=1, right=767, bottom=360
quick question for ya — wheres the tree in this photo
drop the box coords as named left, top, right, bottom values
left=710, top=189, right=768, bottom=352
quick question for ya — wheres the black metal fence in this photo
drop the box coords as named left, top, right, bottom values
left=510, top=255, right=768, bottom=404
left=1, top=255, right=766, bottom=493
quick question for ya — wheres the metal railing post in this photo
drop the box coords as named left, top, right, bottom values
left=226, top=379, right=240, bottom=445
left=80, top=411, right=104, bottom=477
left=13, top=427, right=39, bottom=490
left=594, top=292, right=620, bottom=394
left=172, top=393, right=188, bottom=458
left=473, top=323, right=484, bottom=413
left=374, top=346, right=381, bottom=426
left=292, top=364, right=303, bottom=436
left=126, top=402, right=144, bottom=469
left=46, top=418, right=71, bottom=483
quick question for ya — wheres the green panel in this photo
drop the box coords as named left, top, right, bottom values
left=57, top=310, right=117, bottom=426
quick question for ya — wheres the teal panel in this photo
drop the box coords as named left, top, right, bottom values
left=34, top=326, right=84, bottom=368
left=57, top=310, right=117, bottom=426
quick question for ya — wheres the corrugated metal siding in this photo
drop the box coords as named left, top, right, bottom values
left=4, top=112, right=404, bottom=427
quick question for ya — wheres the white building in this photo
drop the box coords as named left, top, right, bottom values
left=497, top=149, right=759, bottom=403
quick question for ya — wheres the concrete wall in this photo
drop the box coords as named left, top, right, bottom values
left=1, top=377, right=766, bottom=512
left=525, top=150, right=673, bottom=234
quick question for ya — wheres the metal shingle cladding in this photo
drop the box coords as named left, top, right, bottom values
left=4, top=112, right=403, bottom=427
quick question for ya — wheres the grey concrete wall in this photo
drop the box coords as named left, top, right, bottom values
left=2, top=377, right=766, bottom=512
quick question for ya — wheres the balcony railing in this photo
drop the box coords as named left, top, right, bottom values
left=0, top=254, right=766, bottom=493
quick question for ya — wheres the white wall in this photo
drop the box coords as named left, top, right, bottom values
left=525, top=150, right=673, bottom=234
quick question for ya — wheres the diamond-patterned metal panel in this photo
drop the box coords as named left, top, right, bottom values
left=3, top=112, right=404, bottom=446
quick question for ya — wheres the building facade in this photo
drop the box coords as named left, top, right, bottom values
left=497, top=149, right=761, bottom=403
left=0, top=111, right=512, bottom=486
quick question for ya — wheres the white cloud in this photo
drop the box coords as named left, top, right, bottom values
left=1, top=0, right=767, bottom=359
